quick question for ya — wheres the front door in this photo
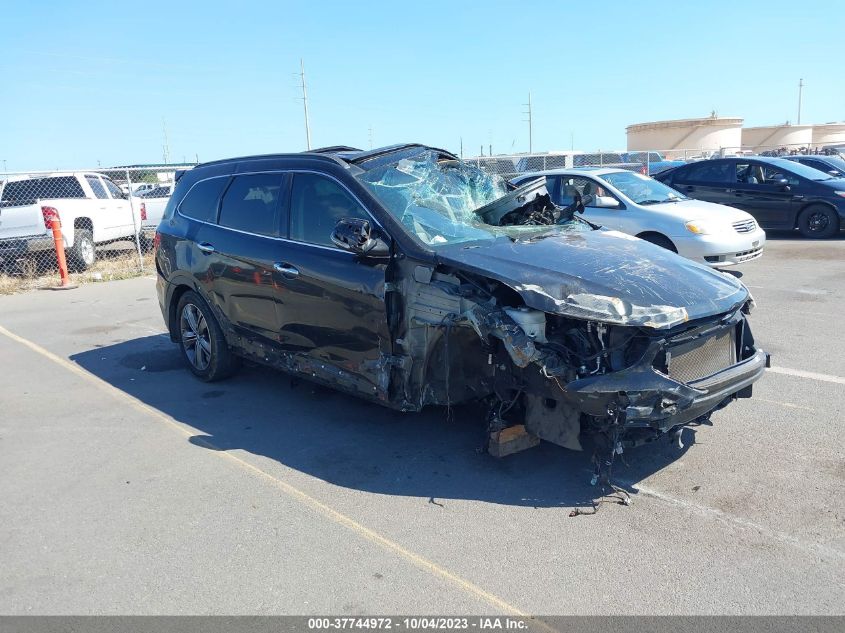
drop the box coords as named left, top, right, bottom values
left=732, top=162, right=796, bottom=228
left=102, top=177, right=136, bottom=239
left=275, top=172, right=391, bottom=399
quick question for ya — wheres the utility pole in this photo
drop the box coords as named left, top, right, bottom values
left=523, top=92, right=533, bottom=153
left=797, top=78, right=804, bottom=125
left=460, top=137, right=463, bottom=159
left=299, top=59, right=312, bottom=150
left=368, top=125, right=373, bottom=150
left=162, top=118, right=170, bottom=165
left=2, top=159, right=7, bottom=175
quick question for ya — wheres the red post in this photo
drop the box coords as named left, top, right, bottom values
left=50, top=218, right=71, bottom=287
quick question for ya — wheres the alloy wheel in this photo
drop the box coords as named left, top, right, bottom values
left=808, top=212, right=829, bottom=233
left=180, top=303, right=212, bottom=370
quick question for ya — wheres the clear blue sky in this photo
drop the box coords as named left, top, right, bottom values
left=2, top=0, right=842, bottom=170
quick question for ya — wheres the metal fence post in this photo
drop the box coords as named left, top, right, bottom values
left=125, top=168, right=144, bottom=271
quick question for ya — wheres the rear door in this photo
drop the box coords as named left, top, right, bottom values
left=208, top=172, right=289, bottom=342
left=84, top=174, right=119, bottom=241
left=102, top=176, right=137, bottom=239
left=731, top=161, right=796, bottom=228
left=670, top=160, right=735, bottom=206
left=274, top=171, right=391, bottom=399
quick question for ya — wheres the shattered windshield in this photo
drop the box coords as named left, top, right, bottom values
left=356, top=150, right=589, bottom=248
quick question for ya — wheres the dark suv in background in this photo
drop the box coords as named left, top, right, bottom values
left=153, top=144, right=766, bottom=477
left=656, top=156, right=845, bottom=238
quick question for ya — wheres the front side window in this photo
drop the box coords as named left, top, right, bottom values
left=218, top=173, right=285, bottom=237
left=289, top=173, right=368, bottom=247
left=736, top=163, right=798, bottom=186
left=85, top=175, right=108, bottom=199
left=179, top=177, right=230, bottom=223
left=103, top=178, right=125, bottom=199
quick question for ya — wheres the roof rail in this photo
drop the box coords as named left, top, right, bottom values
left=307, top=146, right=363, bottom=154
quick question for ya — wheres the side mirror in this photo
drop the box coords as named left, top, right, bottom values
left=593, top=195, right=621, bottom=209
left=331, top=217, right=390, bottom=257
left=773, top=177, right=789, bottom=186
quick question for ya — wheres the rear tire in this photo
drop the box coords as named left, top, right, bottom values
left=639, top=233, right=677, bottom=252
left=797, top=205, right=839, bottom=239
left=176, top=290, right=239, bottom=382
left=67, top=229, right=95, bottom=272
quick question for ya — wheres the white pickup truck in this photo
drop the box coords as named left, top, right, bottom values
left=0, top=172, right=143, bottom=271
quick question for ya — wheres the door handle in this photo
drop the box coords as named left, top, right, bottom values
left=197, top=242, right=215, bottom=254
left=274, top=262, right=299, bottom=279
left=685, top=185, right=694, bottom=192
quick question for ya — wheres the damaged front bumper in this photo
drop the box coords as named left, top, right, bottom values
left=567, top=343, right=768, bottom=433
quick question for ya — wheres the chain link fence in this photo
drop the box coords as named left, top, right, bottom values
left=464, top=142, right=845, bottom=181
left=0, top=165, right=192, bottom=294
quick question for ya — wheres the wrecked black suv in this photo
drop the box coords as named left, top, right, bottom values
left=154, top=144, right=767, bottom=476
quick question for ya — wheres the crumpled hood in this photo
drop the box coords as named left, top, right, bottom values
left=436, top=228, right=749, bottom=329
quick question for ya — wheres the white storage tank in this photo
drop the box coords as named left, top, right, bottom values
left=626, top=115, right=743, bottom=158
left=742, top=124, right=813, bottom=152
left=811, top=123, right=845, bottom=148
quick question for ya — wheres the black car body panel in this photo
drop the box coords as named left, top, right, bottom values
left=155, top=144, right=767, bottom=472
left=656, top=157, right=845, bottom=232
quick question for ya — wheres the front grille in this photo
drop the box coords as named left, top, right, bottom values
left=733, top=219, right=757, bottom=233
left=735, top=246, right=763, bottom=262
left=667, top=329, right=736, bottom=384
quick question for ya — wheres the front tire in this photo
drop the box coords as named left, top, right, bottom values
left=797, top=205, right=839, bottom=239
left=176, top=290, right=239, bottom=381
left=67, top=229, right=95, bottom=272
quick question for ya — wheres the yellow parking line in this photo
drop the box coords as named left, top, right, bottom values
left=0, top=323, right=553, bottom=627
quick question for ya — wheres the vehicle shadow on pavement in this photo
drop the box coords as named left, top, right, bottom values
left=70, top=335, right=695, bottom=510
left=765, top=229, right=845, bottom=241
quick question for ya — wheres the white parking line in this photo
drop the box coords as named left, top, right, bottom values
left=767, top=366, right=845, bottom=386
left=630, top=483, right=845, bottom=562
left=753, top=397, right=815, bottom=412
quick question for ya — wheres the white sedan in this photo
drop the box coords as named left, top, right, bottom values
left=512, top=168, right=766, bottom=267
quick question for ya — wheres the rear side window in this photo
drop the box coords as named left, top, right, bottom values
left=178, top=177, right=230, bottom=223
left=682, top=162, right=732, bottom=183
left=218, top=173, right=286, bottom=237
left=1, top=176, right=86, bottom=204
left=85, top=176, right=108, bottom=199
